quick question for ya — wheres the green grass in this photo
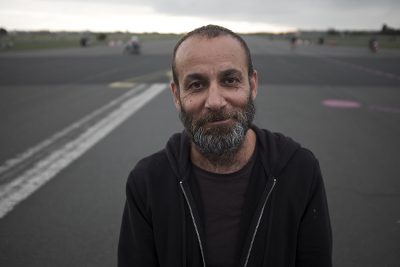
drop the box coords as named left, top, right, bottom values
left=1, top=31, right=399, bottom=52
left=0, top=31, right=181, bottom=52
left=4, top=39, right=81, bottom=51
left=254, top=32, right=400, bottom=49
left=1, top=33, right=85, bottom=52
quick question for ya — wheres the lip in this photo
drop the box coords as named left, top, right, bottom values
left=206, top=118, right=231, bottom=125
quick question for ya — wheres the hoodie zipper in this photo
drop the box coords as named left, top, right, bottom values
left=179, top=181, right=206, bottom=267
left=180, top=178, right=276, bottom=267
left=243, top=178, right=277, bottom=267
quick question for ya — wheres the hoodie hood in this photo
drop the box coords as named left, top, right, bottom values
left=165, top=130, right=192, bottom=182
left=165, top=125, right=301, bottom=182
left=254, top=126, right=301, bottom=179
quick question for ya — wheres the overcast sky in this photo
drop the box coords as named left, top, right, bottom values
left=1, top=0, right=399, bottom=33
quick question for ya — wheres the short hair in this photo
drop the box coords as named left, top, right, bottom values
left=171, top=24, right=254, bottom=87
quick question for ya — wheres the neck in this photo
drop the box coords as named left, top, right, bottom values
left=191, top=129, right=256, bottom=174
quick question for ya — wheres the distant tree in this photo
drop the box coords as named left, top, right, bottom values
left=381, top=24, right=400, bottom=35
left=327, top=28, right=340, bottom=36
left=97, top=33, right=107, bottom=41
left=0, top=28, right=7, bottom=36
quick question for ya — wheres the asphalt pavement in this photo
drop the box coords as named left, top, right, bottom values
left=0, top=36, right=399, bottom=266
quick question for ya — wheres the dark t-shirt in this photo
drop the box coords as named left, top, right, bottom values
left=192, top=153, right=256, bottom=267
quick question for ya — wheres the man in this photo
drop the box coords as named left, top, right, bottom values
left=118, top=25, right=332, bottom=267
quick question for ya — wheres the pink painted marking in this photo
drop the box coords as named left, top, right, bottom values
left=322, top=99, right=362, bottom=109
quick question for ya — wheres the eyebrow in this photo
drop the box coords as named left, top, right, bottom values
left=185, top=73, right=206, bottom=79
left=183, top=73, right=207, bottom=85
left=218, top=68, right=243, bottom=78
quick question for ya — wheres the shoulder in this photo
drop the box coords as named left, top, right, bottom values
left=282, top=144, right=320, bottom=180
left=133, top=149, right=169, bottom=174
left=255, top=126, right=321, bottom=185
left=282, top=146, right=324, bottom=197
left=292, top=147, right=319, bottom=169
left=126, top=149, right=172, bottom=191
left=255, top=126, right=318, bottom=170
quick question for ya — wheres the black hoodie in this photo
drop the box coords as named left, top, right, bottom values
left=118, top=126, right=332, bottom=267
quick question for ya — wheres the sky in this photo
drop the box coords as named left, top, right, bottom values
left=0, top=0, right=399, bottom=33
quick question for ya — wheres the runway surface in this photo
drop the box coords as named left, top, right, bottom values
left=0, top=36, right=399, bottom=266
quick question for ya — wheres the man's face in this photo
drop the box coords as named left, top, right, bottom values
left=170, top=35, right=258, bottom=157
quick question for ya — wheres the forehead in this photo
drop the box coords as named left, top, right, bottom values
left=174, top=35, right=247, bottom=78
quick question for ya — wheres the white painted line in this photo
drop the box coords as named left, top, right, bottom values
left=0, top=83, right=166, bottom=218
left=109, top=81, right=136, bottom=88
left=0, top=84, right=146, bottom=176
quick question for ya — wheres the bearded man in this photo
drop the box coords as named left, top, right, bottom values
left=118, top=25, right=332, bottom=267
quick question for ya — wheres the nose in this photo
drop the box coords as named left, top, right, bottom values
left=204, top=82, right=227, bottom=110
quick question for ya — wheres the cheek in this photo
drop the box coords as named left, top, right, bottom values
left=181, top=93, right=203, bottom=112
left=227, top=90, right=251, bottom=107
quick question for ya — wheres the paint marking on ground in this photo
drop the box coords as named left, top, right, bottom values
left=321, top=99, right=400, bottom=115
left=368, top=105, right=400, bottom=114
left=0, top=84, right=146, bottom=177
left=322, top=57, right=400, bottom=82
left=322, top=99, right=362, bottom=109
left=108, top=69, right=170, bottom=88
left=0, top=83, right=166, bottom=219
left=109, top=81, right=136, bottom=88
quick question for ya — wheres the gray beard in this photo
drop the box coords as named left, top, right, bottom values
left=192, top=120, right=244, bottom=153
left=179, top=95, right=255, bottom=165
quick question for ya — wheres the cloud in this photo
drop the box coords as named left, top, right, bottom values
left=152, top=0, right=400, bottom=29
left=1, top=0, right=399, bottom=31
left=57, top=0, right=400, bottom=29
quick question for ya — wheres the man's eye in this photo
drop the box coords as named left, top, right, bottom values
left=223, top=77, right=239, bottom=85
left=189, top=81, right=203, bottom=90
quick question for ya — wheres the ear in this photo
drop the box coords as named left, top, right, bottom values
left=249, top=70, right=258, bottom=100
left=170, top=81, right=181, bottom=110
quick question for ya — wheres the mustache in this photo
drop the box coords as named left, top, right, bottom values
left=195, top=111, right=238, bottom=126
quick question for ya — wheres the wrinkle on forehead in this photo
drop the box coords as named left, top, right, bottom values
left=175, top=35, right=248, bottom=80
left=177, top=36, right=244, bottom=59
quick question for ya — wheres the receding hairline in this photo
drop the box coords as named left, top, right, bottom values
left=174, top=34, right=247, bottom=64
left=171, top=25, right=254, bottom=87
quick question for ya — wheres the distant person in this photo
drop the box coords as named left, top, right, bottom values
left=369, top=37, right=379, bottom=53
left=290, top=36, right=298, bottom=50
left=80, top=37, right=88, bottom=47
left=118, top=25, right=332, bottom=266
left=124, top=35, right=141, bottom=55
